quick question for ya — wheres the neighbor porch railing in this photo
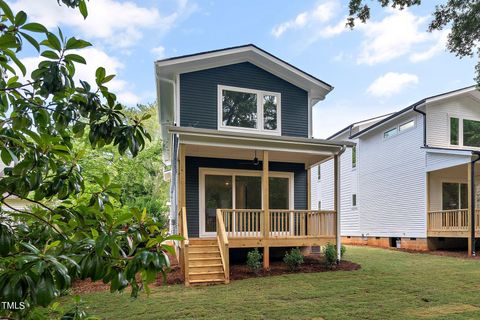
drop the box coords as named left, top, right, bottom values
left=427, top=209, right=480, bottom=235
left=217, top=209, right=336, bottom=239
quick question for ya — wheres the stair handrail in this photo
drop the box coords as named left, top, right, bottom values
left=216, top=209, right=230, bottom=283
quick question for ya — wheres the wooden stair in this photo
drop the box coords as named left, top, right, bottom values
left=186, top=239, right=227, bottom=285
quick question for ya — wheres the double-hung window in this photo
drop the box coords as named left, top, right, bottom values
left=218, top=85, right=281, bottom=134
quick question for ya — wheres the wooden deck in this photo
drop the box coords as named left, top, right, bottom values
left=178, top=207, right=337, bottom=285
left=427, top=209, right=480, bottom=238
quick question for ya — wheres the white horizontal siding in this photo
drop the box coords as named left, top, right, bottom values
left=358, top=112, right=426, bottom=238
left=426, top=95, right=480, bottom=149
left=426, top=152, right=471, bottom=172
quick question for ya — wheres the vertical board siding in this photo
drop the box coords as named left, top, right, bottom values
left=186, top=156, right=307, bottom=237
left=426, top=95, right=480, bottom=148
left=180, top=62, right=309, bottom=137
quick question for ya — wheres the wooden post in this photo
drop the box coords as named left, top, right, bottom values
left=468, top=162, right=473, bottom=256
left=307, top=167, right=311, bottom=210
left=263, top=150, right=270, bottom=269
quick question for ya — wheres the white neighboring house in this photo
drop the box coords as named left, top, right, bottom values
left=312, top=86, right=480, bottom=253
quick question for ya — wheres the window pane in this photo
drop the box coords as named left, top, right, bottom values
left=222, top=90, right=257, bottom=128
left=384, top=128, right=397, bottom=139
left=318, top=201, right=321, bottom=210
left=205, top=175, right=232, bottom=232
left=263, top=95, right=278, bottom=130
left=352, top=194, right=357, bottom=206
left=235, top=176, right=261, bottom=209
left=463, top=119, right=480, bottom=147
left=442, top=182, right=459, bottom=210
left=269, top=177, right=289, bottom=209
left=399, top=120, right=414, bottom=131
left=460, top=183, right=468, bottom=209
left=450, top=117, right=459, bottom=145
left=317, top=165, right=321, bottom=180
left=352, top=146, right=357, bottom=168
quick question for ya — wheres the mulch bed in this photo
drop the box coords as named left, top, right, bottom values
left=230, top=255, right=360, bottom=281
left=72, top=254, right=360, bottom=293
left=394, top=247, right=480, bottom=259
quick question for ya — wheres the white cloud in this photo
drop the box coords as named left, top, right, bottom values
left=272, top=1, right=338, bottom=38
left=409, top=30, right=449, bottom=62
left=10, top=0, right=195, bottom=48
left=356, top=9, right=431, bottom=65
left=151, top=46, right=166, bottom=58
left=21, top=48, right=141, bottom=105
left=367, top=72, right=419, bottom=98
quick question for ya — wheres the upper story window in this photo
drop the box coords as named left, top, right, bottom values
left=352, top=146, right=357, bottom=168
left=383, top=119, right=415, bottom=140
left=449, top=116, right=480, bottom=148
left=218, top=85, right=281, bottom=135
left=317, top=165, right=321, bottom=180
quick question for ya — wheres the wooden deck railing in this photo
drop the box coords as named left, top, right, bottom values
left=427, top=209, right=480, bottom=236
left=216, top=210, right=230, bottom=283
left=178, top=207, right=190, bottom=285
left=218, top=209, right=336, bottom=239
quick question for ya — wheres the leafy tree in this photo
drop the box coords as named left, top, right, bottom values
left=347, top=0, right=480, bottom=85
left=0, top=1, right=176, bottom=318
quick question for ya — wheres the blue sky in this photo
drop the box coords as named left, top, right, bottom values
left=9, top=0, right=476, bottom=138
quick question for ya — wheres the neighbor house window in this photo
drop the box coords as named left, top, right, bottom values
left=352, top=194, right=357, bottom=207
left=352, top=146, right=357, bottom=168
left=318, top=201, right=321, bottom=210
left=442, top=182, right=467, bottom=210
left=219, top=85, right=281, bottom=134
left=463, top=119, right=480, bottom=147
left=399, top=120, right=414, bottom=132
left=317, top=165, right=321, bottom=180
left=384, top=127, right=398, bottom=139
left=450, top=117, right=459, bottom=145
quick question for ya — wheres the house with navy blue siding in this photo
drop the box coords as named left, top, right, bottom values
left=155, top=44, right=353, bottom=285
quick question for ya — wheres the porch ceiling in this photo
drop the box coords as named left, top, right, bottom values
left=168, top=126, right=353, bottom=168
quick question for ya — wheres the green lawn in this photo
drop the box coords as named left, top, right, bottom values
left=72, top=246, right=480, bottom=319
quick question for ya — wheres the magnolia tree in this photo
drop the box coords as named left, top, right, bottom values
left=0, top=1, right=177, bottom=318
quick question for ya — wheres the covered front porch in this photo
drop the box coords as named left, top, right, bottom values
left=170, top=126, right=352, bottom=285
left=426, top=150, right=480, bottom=254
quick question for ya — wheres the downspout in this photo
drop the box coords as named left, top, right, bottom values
left=336, top=145, right=347, bottom=262
left=470, top=151, right=480, bottom=256
left=413, top=102, right=427, bottom=147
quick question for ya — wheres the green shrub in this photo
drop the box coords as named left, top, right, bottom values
left=283, top=248, right=304, bottom=271
left=323, top=243, right=346, bottom=268
left=246, top=249, right=263, bottom=274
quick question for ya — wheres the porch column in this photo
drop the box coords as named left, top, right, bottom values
left=334, top=154, right=341, bottom=261
left=179, top=143, right=186, bottom=211
left=263, top=150, right=270, bottom=269
left=468, top=161, right=477, bottom=256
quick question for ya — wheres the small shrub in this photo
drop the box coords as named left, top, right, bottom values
left=246, top=249, right=263, bottom=274
left=323, top=243, right=346, bottom=268
left=283, top=248, right=304, bottom=271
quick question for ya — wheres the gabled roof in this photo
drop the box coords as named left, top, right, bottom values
left=349, top=85, right=479, bottom=139
left=155, top=44, right=333, bottom=102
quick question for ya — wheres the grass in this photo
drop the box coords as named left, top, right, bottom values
left=69, top=246, right=480, bottom=319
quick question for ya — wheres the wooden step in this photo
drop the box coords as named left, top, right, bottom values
left=188, top=252, right=221, bottom=259
left=189, top=271, right=225, bottom=282
left=189, top=257, right=222, bottom=266
left=189, top=239, right=217, bottom=246
left=189, top=278, right=225, bottom=284
left=188, top=245, right=220, bottom=253
left=189, top=265, right=224, bottom=273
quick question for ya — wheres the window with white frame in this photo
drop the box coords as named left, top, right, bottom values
left=218, top=85, right=281, bottom=134
left=449, top=116, right=480, bottom=147
left=318, top=201, right=321, bottom=210
left=317, top=165, right=321, bottom=180
left=352, top=146, right=357, bottom=168
left=352, top=194, right=357, bottom=207
left=383, top=119, right=415, bottom=139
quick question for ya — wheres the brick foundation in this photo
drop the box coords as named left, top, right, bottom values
left=342, top=236, right=429, bottom=251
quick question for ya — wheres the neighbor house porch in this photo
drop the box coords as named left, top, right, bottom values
left=170, top=126, right=352, bottom=285
left=426, top=153, right=480, bottom=254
